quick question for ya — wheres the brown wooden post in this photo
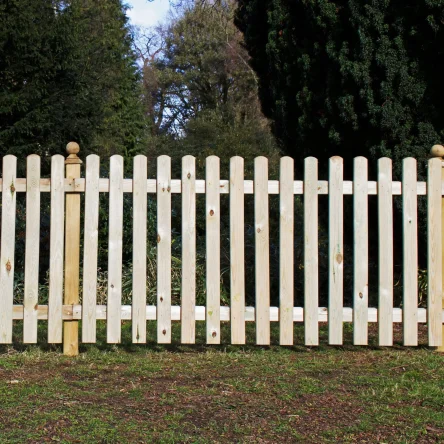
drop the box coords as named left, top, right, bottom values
left=430, top=144, right=444, bottom=351
left=64, top=142, right=82, bottom=356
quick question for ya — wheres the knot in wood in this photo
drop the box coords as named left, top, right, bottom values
left=336, top=253, right=343, bottom=264
left=187, top=172, right=191, bottom=179
left=5, top=260, right=11, bottom=273
left=212, top=331, right=217, bottom=338
left=162, top=329, right=166, bottom=335
left=209, top=209, right=214, bottom=216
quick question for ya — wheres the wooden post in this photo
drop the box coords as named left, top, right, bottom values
left=430, top=144, right=444, bottom=351
left=64, top=142, right=82, bottom=356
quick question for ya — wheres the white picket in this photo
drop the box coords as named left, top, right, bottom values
left=23, top=155, right=41, bottom=343
left=279, top=157, right=294, bottom=345
left=48, top=155, right=65, bottom=343
left=107, top=155, right=124, bottom=344
left=230, top=156, right=246, bottom=344
left=402, top=158, right=418, bottom=346
left=132, top=155, right=148, bottom=343
left=2, top=150, right=442, bottom=350
left=304, top=157, right=319, bottom=346
left=254, top=157, right=270, bottom=345
left=206, top=156, right=221, bottom=344
left=0, top=155, right=17, bottom=343
left=157, top=155, right=172, bottom=343
left=378, top=157, right=394, bottom=346
left=353, top=157, right=368, bottom=345
left=427, top=158, right=442, bottom=347
left=181, top=155, right=196, bottom=344
left=82, top=155, right=100, bottom=343
left=328, top=156, right=344, bottom=345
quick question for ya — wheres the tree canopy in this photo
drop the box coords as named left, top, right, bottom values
left=0, top=0, right=146, bottom=160
left=236, top=0, right=444, bottom=178
left=134, top=0, right=280, bottom=172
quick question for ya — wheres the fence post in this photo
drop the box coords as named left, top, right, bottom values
left=430, top=144, right=444, bottom=351
left=64, top=142, right=82, bottom=356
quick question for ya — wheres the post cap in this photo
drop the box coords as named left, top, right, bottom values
left=66, top=141, right=80, bottom=155
left=65, top=141, right=82, bottom=165
left=430, top=144, right=444, bottom=158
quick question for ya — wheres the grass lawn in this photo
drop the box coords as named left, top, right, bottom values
left=0, top=322, right=443, bottom=443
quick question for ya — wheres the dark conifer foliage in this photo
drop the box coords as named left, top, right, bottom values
left=236, top=0, right=444, bottom=180
left=0, top=0, right=146, bottom=162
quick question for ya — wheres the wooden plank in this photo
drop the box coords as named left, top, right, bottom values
left=0, top=177, right=437, bottom=196
left=353, top=157, right=368, bottom=345
left=254, top=157, right=270, bottom=345
left=132, top=155, right=148, bottom=344
left=157, top=155, right=172, bottom=343
left=11, top=304, right=440, bottom=324
left=440, top=159, right=444, bottom=353
left=0, top=177, right=436, bottom=196
left=181, top=155, right=196, bottom=344
left=402, top=158, right=418, bottom=346
left=230, top=156, right=246, bottom=344
left=279, top=157, right=294, bottom=345
left=304, top=157, right=319, bottom=346
left=82, top=155, right=100, bottom=343
left=206, top=156, right=221, bottom=344
left=23, top=155, right=40, bottom=343
left=328, top=156, right=344, bottom=345
left=427, top=157, right=443, bottom=346
left=107, top=155, right=124, bottom=344
left=378, top=157, right=394, bottom=346
left=48, top=155, right=65, bottom=343
left=63, top=148, right=82, bottom=356
left=0, top=155, right=17, bottom=343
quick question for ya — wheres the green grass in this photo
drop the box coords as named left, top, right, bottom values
left=0, top=322, right=443, bottom=443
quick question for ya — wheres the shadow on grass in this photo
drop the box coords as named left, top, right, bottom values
left=0, top=320, right=433, bottom=356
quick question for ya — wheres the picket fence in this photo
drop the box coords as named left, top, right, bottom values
left=0, top=143, right=443, bottom=354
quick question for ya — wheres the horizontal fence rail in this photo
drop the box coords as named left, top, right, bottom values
left=0, top=178, right=442, bottom=195
left=8, top=305, right=444, bottom=323
left=0, top=146, right=443, bottom=353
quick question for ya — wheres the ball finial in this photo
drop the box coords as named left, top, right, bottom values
left=66, top=141, right=80, bottom=155
left=430, top=144, right=444, bottom=158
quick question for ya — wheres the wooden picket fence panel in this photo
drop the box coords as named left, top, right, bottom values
left=0, top=147, right=443, bottom=352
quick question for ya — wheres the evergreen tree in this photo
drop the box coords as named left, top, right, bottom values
left=0, top=0, right=146, bottom=162
left=236, top=0, right=444, bottom=180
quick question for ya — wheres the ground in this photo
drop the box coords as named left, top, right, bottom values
left=0, top=323, right=443, bottom=443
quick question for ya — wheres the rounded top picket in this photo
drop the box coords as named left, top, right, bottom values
left=430, top=144, right=444, bottom=158
left=329, top=155, right=343, bottom=166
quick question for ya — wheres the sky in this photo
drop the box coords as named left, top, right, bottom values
left=126, top=0, right=171, bottom=28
